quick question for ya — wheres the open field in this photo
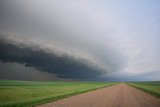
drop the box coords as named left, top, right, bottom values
left=1, top=80, right=159, bottom=107
left=0, top=80, right=117, bottom=107
left=127, top=81, right=160, bottom=98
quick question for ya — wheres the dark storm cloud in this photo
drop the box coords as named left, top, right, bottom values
left=0, top=0, right=159, bottom=81
left=0, top=62, right=61, bottom=81
left=0, top=36, right=105, bottom=80
left=0, top=0, right=126, bottom=76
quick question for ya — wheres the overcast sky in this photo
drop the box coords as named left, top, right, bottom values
left=0, top=0, right=160, bottom=81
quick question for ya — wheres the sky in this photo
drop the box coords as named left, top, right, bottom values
left=0, top=0, right=160, bottom=81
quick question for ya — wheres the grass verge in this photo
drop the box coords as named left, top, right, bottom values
left=127, top=81, right=160, bottom=98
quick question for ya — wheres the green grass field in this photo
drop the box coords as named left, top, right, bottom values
left=0, top=80, right=117, bottom=107
left=127, top=81, right=160, bottom=98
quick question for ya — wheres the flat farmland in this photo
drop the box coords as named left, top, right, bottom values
left=0, top=80, right=117, bottom=107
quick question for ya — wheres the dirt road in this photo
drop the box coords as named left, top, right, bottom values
left=37, top=83, right=160, bottom=107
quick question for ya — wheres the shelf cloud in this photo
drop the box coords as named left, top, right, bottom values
left=0, top=0, right=160, bottom=81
